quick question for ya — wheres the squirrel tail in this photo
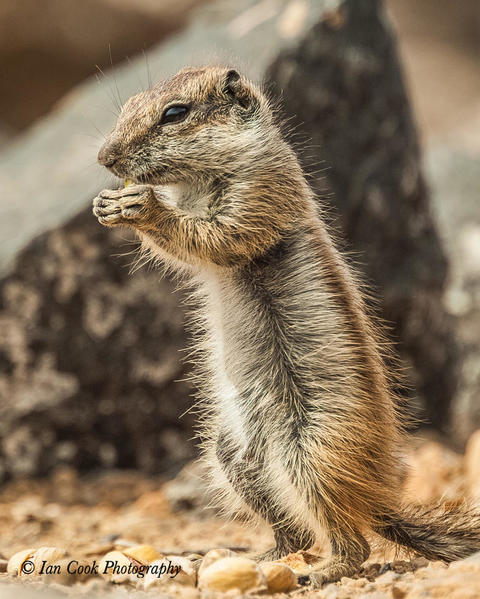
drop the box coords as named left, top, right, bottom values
left=375, top=503, right=480, bottom=561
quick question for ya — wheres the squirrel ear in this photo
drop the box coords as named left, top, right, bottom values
left=222, top=69, right=250, bottom=109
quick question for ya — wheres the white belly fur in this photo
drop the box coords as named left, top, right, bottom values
left=201, top=273, right=320, bottom=535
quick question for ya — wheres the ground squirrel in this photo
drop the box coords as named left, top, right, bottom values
left=93, top=66, right=480, bottom=586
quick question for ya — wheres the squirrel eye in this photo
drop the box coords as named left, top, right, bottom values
left=161, top=105, right=189, bottom=124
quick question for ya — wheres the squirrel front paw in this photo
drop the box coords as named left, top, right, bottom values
left=93, top=184, right=156, bottom=227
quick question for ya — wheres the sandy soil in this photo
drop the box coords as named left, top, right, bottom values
left=1, top=432, right=480, bottom=598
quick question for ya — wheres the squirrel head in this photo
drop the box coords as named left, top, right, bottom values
left=97, top=66, right=275, bottom=185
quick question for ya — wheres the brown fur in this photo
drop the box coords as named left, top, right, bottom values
left=93, top=66, right=480, bottom=586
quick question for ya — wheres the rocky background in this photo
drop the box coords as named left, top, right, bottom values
left=1, top=0, right=479, bottom=481
left=0, top=0, right=479, bottom=596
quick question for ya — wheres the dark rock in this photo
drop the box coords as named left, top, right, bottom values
left=0, top=0, right=332, bottom=481
left=0, top=210, right=194, bottom=481
left=267, top=0, right=459, bottom=430
left=0, top=0, right=460, bottom=480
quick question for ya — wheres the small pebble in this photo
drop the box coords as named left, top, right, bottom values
left=186, top=553, right=203, bottom=561
left=31, top=547, right=67, bottom=574
left=379, top=562, right=391, bottom=575
left=98, top=550, right=132, bottom=583
left=412, top=556, right=429, bottom=569
left=143, top=556, right=196, bottom=589
left=297, top=574, right=310, bottom=586
left=7, top=548, right=36, bottom=575
left=377, top=570, right=400, bottom=584
left=165, top=555, right=197, bottom=586
left=260, top=562, right=297, bottom=593
left=198, top=556, right=265, bottom=593
left=391, top=585, right=407, bottom=599
left=198, top=547, right=236, bottom=577
left=122, top=544, right=162, bottom=565
left=390, top=560, right=412, bottom=574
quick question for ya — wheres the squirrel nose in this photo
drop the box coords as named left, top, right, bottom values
left=98, top=142, right=121, bottom=167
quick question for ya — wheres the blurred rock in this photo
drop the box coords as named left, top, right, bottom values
left=0, top=211, right=194, bottom=481
left=0, top=0, right=459, bottom=480
left=267, top=0, right=459, bottom=430
left=425, top=148, right=480, bottom=443
left=0, top=0, right=329, bottom=481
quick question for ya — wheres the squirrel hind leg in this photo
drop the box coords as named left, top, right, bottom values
left=310, top=528, right=370, bottom=588
left=252, top=526, right=316, bottom=562
left=215, top=432, right=316, bottom=560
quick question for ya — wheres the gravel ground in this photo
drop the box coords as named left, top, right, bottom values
left=1, top=433, right=480, bottom=598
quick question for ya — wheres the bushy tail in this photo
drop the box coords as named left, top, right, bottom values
left=376, top=504, right=480, bottom=561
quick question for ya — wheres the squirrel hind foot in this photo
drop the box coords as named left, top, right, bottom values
left=310, top=530, right=371, bottom=587
left=309, top=556, right=360, bottom=587
left=250, top=527, right=317, bottom=563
